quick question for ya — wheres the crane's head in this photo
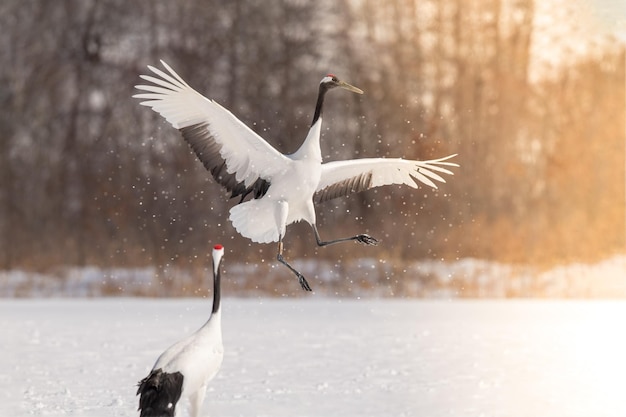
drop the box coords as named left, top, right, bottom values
left=212, top=244, right=224, bottom=276
left=320, top=74, right=363, bottom=95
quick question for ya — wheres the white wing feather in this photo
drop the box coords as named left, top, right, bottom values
left=134, top=61, right=289, bottom=187
left=315, top=155, right=458, bottom=203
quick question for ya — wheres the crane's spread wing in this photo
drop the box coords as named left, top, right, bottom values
left=134, top=60, right=290, bottom=201
left=314, top=155, right=458, bottom=204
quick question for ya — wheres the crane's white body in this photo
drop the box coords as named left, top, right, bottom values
left=138, top=245, right=224, bottom=417
left=134, top=61, right=458, bottom=245
left=229, top=119, right=323, bottom=243
left=151, top=310, right=223, bottom=416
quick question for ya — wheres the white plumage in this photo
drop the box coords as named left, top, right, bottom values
left=134, top=61, right=458, bottom=291
left=137, top=244, right=224, bottom=417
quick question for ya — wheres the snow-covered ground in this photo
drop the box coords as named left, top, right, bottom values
left=3, top=298, right=626, bottom=417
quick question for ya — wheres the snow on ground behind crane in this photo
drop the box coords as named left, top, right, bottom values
left=2, top=298, right=626, bottom=417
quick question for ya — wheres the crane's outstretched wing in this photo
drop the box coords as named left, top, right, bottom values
left=134, top=61, right=290, bottom=201
left=314, top=155, right=458, bottom=204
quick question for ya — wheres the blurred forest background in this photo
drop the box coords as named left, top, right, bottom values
left=0, top=0, right=624, bottom=289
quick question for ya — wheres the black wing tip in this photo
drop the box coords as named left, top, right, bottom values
left=180, top=123, right=271, bottom=202
left=137, top=369, right=184, bottom=417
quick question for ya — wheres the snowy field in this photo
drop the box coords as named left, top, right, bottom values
left=3, top=298, right=626, bottom=417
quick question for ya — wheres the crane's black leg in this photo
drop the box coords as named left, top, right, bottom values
left=313, top=225, right=379, bottom=247
left=276, top=237, right=312, bottom=291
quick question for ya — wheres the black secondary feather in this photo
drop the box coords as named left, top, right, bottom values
left=137, top=369, right=184, bottom=417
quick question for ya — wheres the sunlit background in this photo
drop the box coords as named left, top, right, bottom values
left=0, top=0, right=624, bottom=297
left=2, top=2, right=626, bottom=416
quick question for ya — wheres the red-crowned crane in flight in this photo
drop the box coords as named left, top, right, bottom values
left=137, top=244, right=224, bottom=417
left=134, top=61, right=458, bottom=291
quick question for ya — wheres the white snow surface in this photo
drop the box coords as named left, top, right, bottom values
left=3, top=298, right=626, bottom=417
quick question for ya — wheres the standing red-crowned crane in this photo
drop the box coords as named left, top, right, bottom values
left=137, top=244, right=224, bottom=417
left=134, top=61, right=458, bottom=291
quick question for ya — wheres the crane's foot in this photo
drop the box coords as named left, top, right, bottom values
left=355, top=234, right=379, bottom=246
left=277, top=253, right=313, bottom=291
left=298, top=274, right=312, bottom=292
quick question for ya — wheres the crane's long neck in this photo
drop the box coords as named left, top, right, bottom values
left=292, top=84, right=328, bottom=161
left=211, top=259, right=221, bottom=315
left=311, top=84, right=329, bottom=127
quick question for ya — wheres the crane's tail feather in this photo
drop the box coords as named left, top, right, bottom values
left=229, top=199, right=282, bottom=244
left=137, top=369, right=184, bottom=417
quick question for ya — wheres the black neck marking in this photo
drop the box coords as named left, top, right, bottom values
left=212, top=258, right=221, bottom=314
left=311, top=83, right=331, bottom=127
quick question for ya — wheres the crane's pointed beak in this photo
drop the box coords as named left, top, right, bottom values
left=338, top=80, right=364, bottom=95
